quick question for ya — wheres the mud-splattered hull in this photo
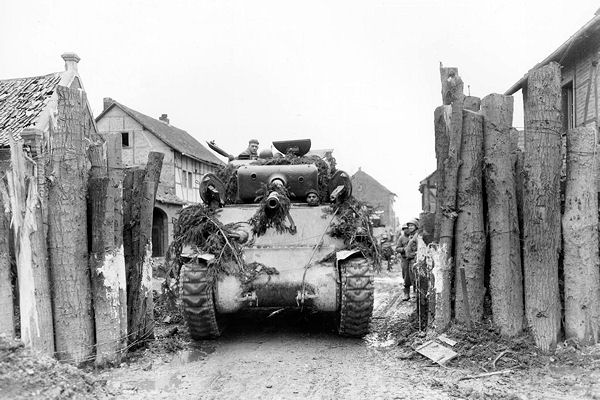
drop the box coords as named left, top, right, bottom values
left=214, top=204, right=345, bottom=313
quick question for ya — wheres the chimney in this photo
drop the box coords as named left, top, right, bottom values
left=103, top=97, right=114, bottom=111
left=159, top=114, right=169, bottom=124
left=61, top=52, right=81, bottom=73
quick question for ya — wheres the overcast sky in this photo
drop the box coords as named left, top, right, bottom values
left=1, top=1, right=598, bottom=224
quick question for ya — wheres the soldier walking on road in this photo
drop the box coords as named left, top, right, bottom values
left=397, top=219, right=418, bottom=301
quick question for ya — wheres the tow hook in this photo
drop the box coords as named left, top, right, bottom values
left=296, top=290, right=317, bottom=306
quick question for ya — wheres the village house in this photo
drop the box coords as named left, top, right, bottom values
left=95, top=100, right=225, bottom=256
left=419, top=170, right=437, bottom=215
left=0, top=52, right=96, bottom=157
left=506, top=12, right=600, bottom=139
left=351, top=167, right=397, bottom=233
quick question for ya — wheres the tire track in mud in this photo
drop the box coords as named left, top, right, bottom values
left=104, top=269, right=600, bottom=399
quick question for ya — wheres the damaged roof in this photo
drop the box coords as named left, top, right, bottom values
left=0, top=73, right=62, bottom=146
left=97, top=100, right=224, bottom=166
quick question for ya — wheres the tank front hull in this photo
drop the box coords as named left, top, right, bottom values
left=214, top=263, right=339, bottom=313
left=212, top=204, right=344, bottom=314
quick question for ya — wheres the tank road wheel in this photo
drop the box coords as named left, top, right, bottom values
left=179, top=262, right=221, bottom=339
left=337, top=257, right=374, bottom=337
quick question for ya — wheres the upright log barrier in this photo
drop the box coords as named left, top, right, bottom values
left=482, top=94, right=524, bottom=337
left=88, top=143, right=127, bottom=366
left=562, top=126, right=600, bottom=344
left=47, top=86, right=94, bottom=364
left=3, top=136, right=54, bottom=354
left=106, top=133, right=128, bottom=354
left=124, top=152, right=164, bottom=345
left=0, top=162, right=13, bottom=338
left=522, top=62, right=562, bottom=352
left=434, top=65, right=465, bottom=331
left=433, top=105, right=451, bottom=244
left=454, top=108, right=485, bottom=323
left=432, top=105, right=451, bottom=330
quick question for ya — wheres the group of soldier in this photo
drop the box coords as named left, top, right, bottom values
left=381, top=218, right=420, bottom=301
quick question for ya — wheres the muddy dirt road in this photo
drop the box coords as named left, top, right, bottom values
left=104, top=271, right=600, bottom=400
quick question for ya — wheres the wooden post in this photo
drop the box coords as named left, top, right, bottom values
left=562, top=126, right=600, bottom=344
left=125, top=152, right=164, bottom=344
left=454, top=109, right=485, bottom=323
left=106, top=133, right=128, bottom=352
left=459, top=267, right=472, bottom=329
left=417, top=212, right=435, bottom=328
left=3, top=136, right=54, bottom=353
left=522, top=62, right=562, bottom=352
left=47, top=86, right=94, bottom=363
left=464, top=96, right=481, bottom=112
left=88, top=143, right=126, bottom=365
left=433, top=105, right=451, bottom=242
left=0, top=169, right=13, bottom=338
left=432, top=105, right=451, bottom=331
left=510, top=128, right=525, bottom=239
left=482, top=94, right=524, bottom=337
left=435, top=65, right=465, bottom=331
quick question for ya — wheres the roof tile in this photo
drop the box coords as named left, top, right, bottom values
left=0, top=73, right=62, bottom=146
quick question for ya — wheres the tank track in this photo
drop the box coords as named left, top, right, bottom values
left=179, top=262, right=221, bottom=339
left=338, top=257, right=374, bottom=337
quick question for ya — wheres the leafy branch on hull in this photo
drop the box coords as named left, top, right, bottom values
left=164, top=204, right=278, bottom=294
left=249, top=183, right=296, bottom=236
left=325, top=197, right=382, bottom=270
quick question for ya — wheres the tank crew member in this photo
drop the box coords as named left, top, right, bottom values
left=238, top=139, right=260, bottom=160
left=306, top=189, right=320, bottom=206
left=259, top=149, right=273, bottom=159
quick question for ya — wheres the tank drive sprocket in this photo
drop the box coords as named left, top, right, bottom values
left=337, top=257, right=374, bottom=337
left=179, top=261, right=221, bottom=339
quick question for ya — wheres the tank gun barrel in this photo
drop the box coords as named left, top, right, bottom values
left=266, top=191, right=281, bottom=209
left=207, top=140, right=234, bottom=160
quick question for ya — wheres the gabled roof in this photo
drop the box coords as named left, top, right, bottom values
left=351, top=168, right=396, bottom=197
left=419, top=170, right=437, bottom=187
left=506, top=12, right=600, bottom=95
left=96, top=100, right=224, bottom=166
left=0, top=73, right=62, bottom=146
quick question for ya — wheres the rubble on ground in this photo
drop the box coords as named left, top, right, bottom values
left=0, top=336, right=116, bottom=399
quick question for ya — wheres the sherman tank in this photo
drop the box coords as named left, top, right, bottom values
left=175, top=139, right=376, bottom=339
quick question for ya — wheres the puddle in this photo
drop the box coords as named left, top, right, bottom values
left=364, top=332, right=397, bottom=348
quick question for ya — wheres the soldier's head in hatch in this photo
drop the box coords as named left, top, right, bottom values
left=248, top=139, right=259, bottom=155
left=306, top=189, right=320, bottom=206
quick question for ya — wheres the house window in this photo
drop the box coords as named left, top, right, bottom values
left=121, top=132, right=130, bottom=148
left=562, top=81, right=574, bottom=131
left=188, top=172, right=193, bottom=188
left=182, top=170, right=187, bottom=188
